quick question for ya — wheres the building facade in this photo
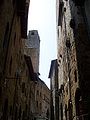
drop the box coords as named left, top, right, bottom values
left=56, top=0, right=90, bottom=120
left=0, top=1, right=50, bottom=120
left=34, top=78, right=50, bottom=120
left=0, top=0, right=31, bottom=120
left=23, top=29, right=50, bottom=120
left=49, top=60, right=59, bottom=120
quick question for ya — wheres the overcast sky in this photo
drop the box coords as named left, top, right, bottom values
left=28, top=0, right=57, bottom=88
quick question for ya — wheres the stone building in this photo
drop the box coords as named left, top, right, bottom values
left=0, top=1, right=50, bottom=120
left=24, top=30, right=40, bottom=74
left=56, top=0, right=90, bottom=120
left=23, top=29, right=50, bottom=120
left=49, top=60, right=59, bottom=120
left=24, top=55, right=36, bottom=120
left=34, top=77, right=50, bottom=120
left=0, top=0, right=31, bottom=119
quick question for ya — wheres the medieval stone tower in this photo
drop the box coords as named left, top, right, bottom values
left=25, top=30, right=40, bottom=74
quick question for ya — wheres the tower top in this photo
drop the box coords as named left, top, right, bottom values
left=27, top=30, right=40, bottom=48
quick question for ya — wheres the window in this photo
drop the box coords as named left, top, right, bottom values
left=37, top=90, right=39, bottom=95
left=26, top=70, right=28, bottom=76
left=3, top=99, right=8, bottom=115
left=58, top=2, right=64, bottom=26
left=66, top=85, right=68, bottom=95
left=22, top=111, right=25, bottom=120
left=70, top=19, right=75, bottom=29
left=40, top=103, right=42, bottom=109
left=25, top=104, right=28, bottom=115
left=3, top=99, right=8, bottom=120
left=19, top=37, right=21, bottom=43
left=74, top=70, right=77, bottom=82
left=46, top=109, right=49, bottom=118
left=40, top=92, right=41, bottom=97
left=60, top=54, right=62, bottom=58
left=61, top=103, right=63, bottom=120
left=58, top=29, right=59, bottom=37
left=19, top=106, right=21, bottom=119
left=15, top=106, right=18, bottom=120
left=68, top=100, right=73, bottom=120
left=44, top=94, right=45, bottom=100
left=36, top=101, right=38, bottom=108
left=22, top=83, right=25, bottom=93
left=34, top=118, right=36, bottom=120
left=3, top=22, right=9, bottom=48
left=14, top=33, right=16, bottom=46
left=10, top=106, right=12, bottom=116
left=9, top=57, right=12, bottom=75
left=12, top=0, right=15, bottom=6
left=0, top=1, right=4, bottom=5
left=65, top=105, right=67, bottom=120
left=31, top=32, right=34, bottom=35
left=0, top=87, right=2, bottom=97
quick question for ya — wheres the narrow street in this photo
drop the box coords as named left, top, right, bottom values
left=0, top=0, right=90, bottom=120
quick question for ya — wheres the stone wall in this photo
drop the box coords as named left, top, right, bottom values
left=57, top=0, right=90, bottom=119
left=0, top=1, right=31, bottom=120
